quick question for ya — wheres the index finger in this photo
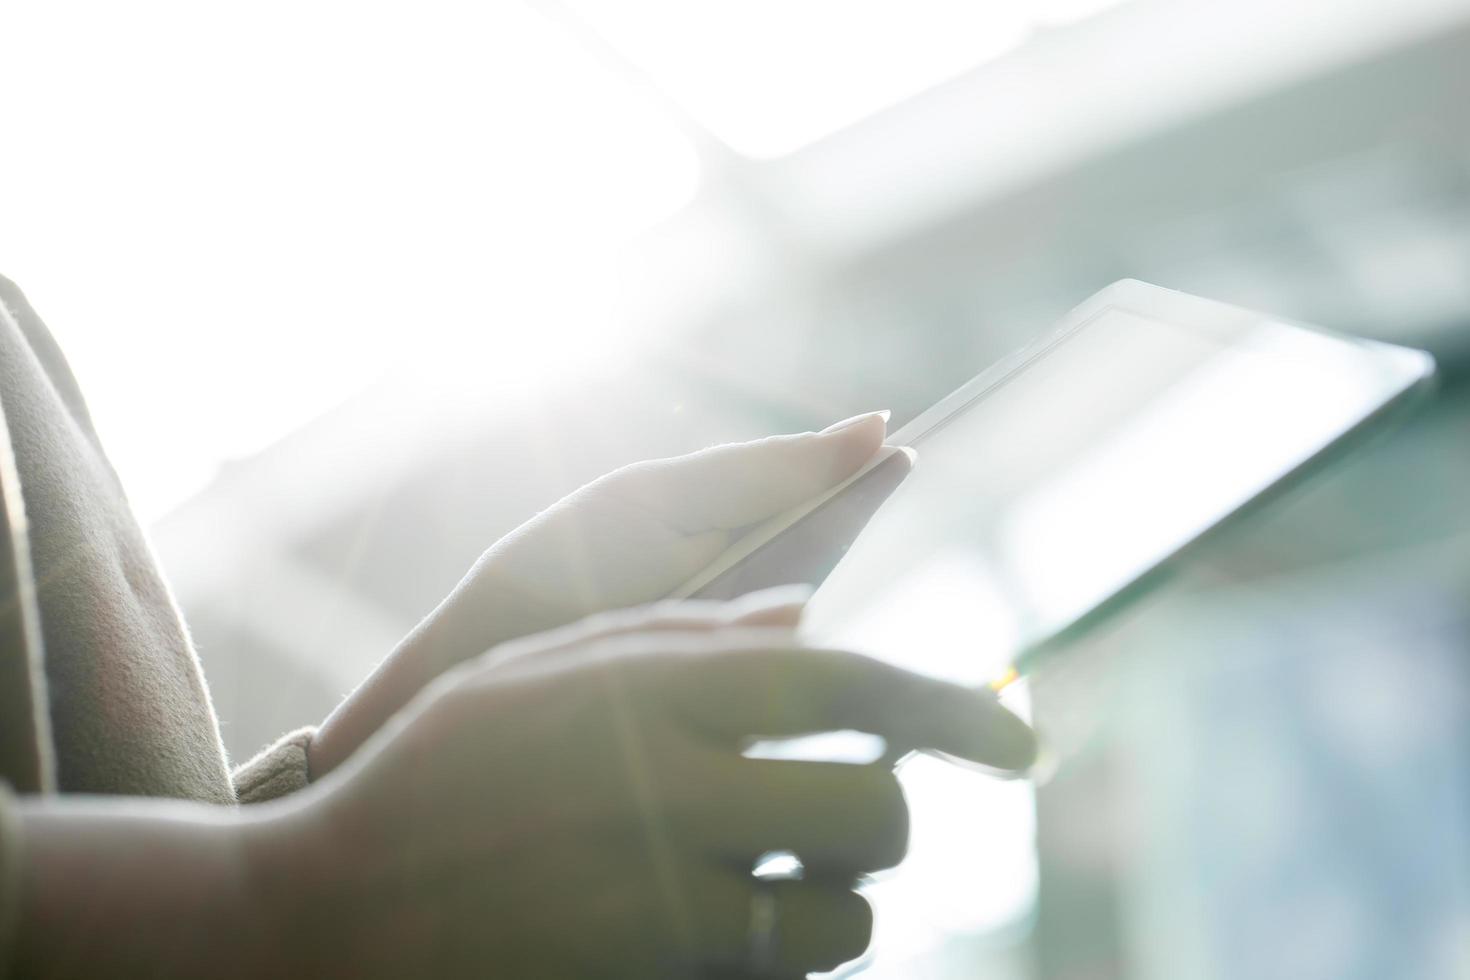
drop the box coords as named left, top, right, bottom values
left=661, top=644, right=1038, bottom=772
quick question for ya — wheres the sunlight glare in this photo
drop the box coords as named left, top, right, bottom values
left=0, top=0, right=699, bottom=520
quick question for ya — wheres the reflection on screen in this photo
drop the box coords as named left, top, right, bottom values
left=730, top=305, right=1423, bottom=974
left=802, top=308, right=1420, bottom=685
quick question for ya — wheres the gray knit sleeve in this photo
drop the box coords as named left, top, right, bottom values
left=231, top=727, right=316, bottom=804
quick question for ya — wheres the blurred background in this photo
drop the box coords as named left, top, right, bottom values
left=3, top=0, right=1468, bottom=976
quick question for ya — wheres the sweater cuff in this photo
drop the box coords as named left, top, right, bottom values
left=0, top=785, right=21, bottom=980
left=231, top=727, right=316, bottom=804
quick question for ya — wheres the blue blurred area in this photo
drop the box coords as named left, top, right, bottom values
left=1033, top=382, right=1470, bottom=979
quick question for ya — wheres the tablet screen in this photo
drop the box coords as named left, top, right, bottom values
left=699, top=297, right=1431, bottom=687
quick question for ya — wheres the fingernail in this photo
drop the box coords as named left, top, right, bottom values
left=821, top=410, right=890, bottom=434
left=726, top=584, right=814, bottom=617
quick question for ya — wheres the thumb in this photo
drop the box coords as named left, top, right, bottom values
left=596, top=411, right=890, bottom=533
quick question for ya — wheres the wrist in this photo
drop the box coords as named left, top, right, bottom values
left=237, top=797, right=339, bottom=976
left=14, top=798, right=284, bottom=978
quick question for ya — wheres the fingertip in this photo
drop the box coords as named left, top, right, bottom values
left=974, top=701, right=1040, bottom=772
left=820, top=409, right=890, bottom=435
left=725, top=585, right=812, bottom=627
left=910, top=686, right=1038, bottom=774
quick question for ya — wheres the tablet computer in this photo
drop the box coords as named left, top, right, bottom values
left=672, top=280, right=1435, bottom=687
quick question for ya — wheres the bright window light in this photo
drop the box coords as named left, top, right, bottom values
left=0, top=1, right=699, bottom=521
left=1035, top=0, right=1134, bottom=26
left=563, top=0, right=1132, bottom=158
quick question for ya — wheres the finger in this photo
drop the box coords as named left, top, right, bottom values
left=479, top=592, right=807, bottom=670
left=596, top=412, right=890, bottom=533
left=661, top=644, right=1038, bottom=772
left=693, top=871, right=874, bottom=977
left=622, top=587, right=814, bottom=631
left=563, top=599, right=805, bottom=642
left=681, top=757, right=909, bottom=874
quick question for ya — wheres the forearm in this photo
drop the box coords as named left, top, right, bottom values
left=12, top=796, right=302, bottom=979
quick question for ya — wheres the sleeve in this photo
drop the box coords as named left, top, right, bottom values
left=0, top=785, right=22, bottom=980
left=231, top=727, right=317, bottom=804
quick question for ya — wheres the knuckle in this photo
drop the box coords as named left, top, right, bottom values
left=663, top=749, right=725, bottom=830
left=592, top=458, right=668, bottom=501
left=860, top=769, right=910, bottom=870
left=799, top=887, right=873, bottom=971
left=592, top=599, right=688, bottom=635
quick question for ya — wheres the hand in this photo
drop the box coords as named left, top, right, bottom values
left=272, top=597, right=1037, bottom=979
left=414, top=410, right=893, bottom=667
left=311, top=412, right=896, bottom=776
